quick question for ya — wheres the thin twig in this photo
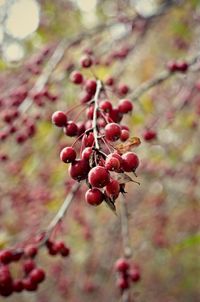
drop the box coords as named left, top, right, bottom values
left=38, top=182, right=80, bottom=247
left=92, top=80, right=103, bottom=150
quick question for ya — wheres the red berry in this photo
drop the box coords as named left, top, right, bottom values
left=143, top=130, right=157, bottom=141
left=109, top=108, right=123, bottom=123
left=105, top=123, right=121, bottom=141
left=120, top=129, right=129, bottom=141
left=105, top=76, right=114, bottom=86
left=99, top=100, right=112, bottom=113
left=105, top=179, right=120, bottom=198
left=13, top=279, right=24, bottom=292
left=22, top=278, right=38, bottom=291
left=69, top=159, right=90, bottom=181
left=55, top=242, right=70, bottom=257
left=118, top=84, right=129, bottom=96
left=88, top=166, right=110, bottom=188
left=24, top=244, right=38, bottom=258
left=80, top=92, right=92, bottom=104
left=60, top=147, right=76, bottom=163
left=0, top=250, right=13, bottom=264
left=70, top=70, right=83, bottom=84
left=118, top=99, right=133, bottom=114
left=115, top=258, right=130, bottom=272
left=82, top=147, right=93, bottom=161
left=85, top=188, right=104, bottom=206
left=82, top=132, right=94, bottom=147
left=122, top=152, right=139, bottom=172
left=176, top=60, right=188, bottom=72
left=63, top=121, right=78, bottom=137
left=129, top=268, right=141, bottom=282
left=85, top=79, right=97, bottom=95
left=80, top=55, right=93, bottom=68
left=52, top=111, right=67, bottom=127
left=105, top=156, right=120, bottom=171
left=23, top=259, right=36, bottom=274
left=117, top=277, right=129, bottom=291
left=29, top=268, right=45, bottom=284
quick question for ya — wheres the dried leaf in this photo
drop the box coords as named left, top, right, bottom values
left=115, top=137, right=141, bottom=154
left=104, top=196, right=117, bottom=215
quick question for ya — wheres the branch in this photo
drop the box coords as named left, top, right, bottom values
left=129, top=52, right=200, bottom=101
left=38, top=182, right=80, bottom=247
left=120, top=196, right=132, bottom=302
left=92, top=80, right=103, bottom=150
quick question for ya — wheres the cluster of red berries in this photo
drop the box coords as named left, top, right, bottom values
left=0, top=239, right=70, bottom=297
left=114, top=258, right=140, bottom=292
left=167, top=59, right=188, bottom=73
left=52, top=65, right=140, bottom=208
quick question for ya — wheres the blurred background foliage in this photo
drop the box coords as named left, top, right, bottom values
left=0, top=0, right=200, bottom=301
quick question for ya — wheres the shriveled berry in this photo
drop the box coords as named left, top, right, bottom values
left=88, top=166, right=110, bottom=188
left=52, top=111, right=67, bottom=127
left=85, top=188, right=104, bottom=206
left=60, top=147, right=76, bottom=163
left=105, top=123, right=121, bottom=141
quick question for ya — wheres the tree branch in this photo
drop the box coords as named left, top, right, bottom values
left=92, top=80, right=103, bottom=150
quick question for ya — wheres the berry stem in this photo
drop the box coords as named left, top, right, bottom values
left=92, top=79, right=103, bottom=150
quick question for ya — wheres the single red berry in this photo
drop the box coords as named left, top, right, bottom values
left=60, top=147, right=76, bottom=163
left=105, top=156, right=120, bottom=171
left=117, top=277, right=129, bottom=291
left=105, top=123, right=121, bottom=141
left=109, top=108, right=123, bottom=123
left=52, top=111, right=67, bottom=127
left=82, top=132, right=94, bottom=147
left=29, top=268, right=45, bottom=284
left=118, top=99, right=133, bottom=114
left=23, top=259, right=36, bottom=274
left=88, top=166, right=110, bottom=188
left=120, top=129, right=129, bottom=141
left=99, top=100, right=112, bottom=113
left=63, top=121, right=78, bottom=137
left=22, top=278, right=38, bottom=291
left=81, top=147, right=93, bottom=161
left=0, top=250, right=13, bottom=264
left=143, top=130, right=157, bottom=141
left=85, top=188, right=104, bottom=206
left=105, top=76, right=114, bottom=86
left=118, top=84, right=129, bottom=96
left=80, top=55, right=93, bottom=68
left=80, top=92, right=93, bottom=104
left=77, top=121, right=86, bottom=136
left=24, top=244, right=38, bottom=258
left=129, top=268, right=141, bottom=282
left=105, top=179, right=120, bottom=198
left=69, top=159, right=90, bottom=181
left=85, top=79, right=97, bottom=95
left=122, top=152, right=139, bottom=172
left=70, top=70, right=83, bottom=84
left=13, top=279, right=24, bottom=292
left=115, top=258, right=130, bottom=272
left=167, top=60, right=177, bottom=72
